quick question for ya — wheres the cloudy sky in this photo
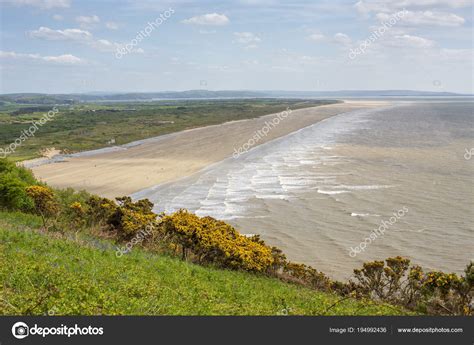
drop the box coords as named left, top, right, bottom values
left=0, top=0, right=472, bottom=94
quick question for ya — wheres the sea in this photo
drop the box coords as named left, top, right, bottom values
left=132, top=101, right=474, bottom=280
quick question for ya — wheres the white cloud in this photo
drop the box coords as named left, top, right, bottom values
left=29, top=26, right=92, bottom=41
left=181, top=13, right=229, bottom=26
left=42, top=54, right=84, bottom=64
left=2, top=0, right=71, bottom=9
left=377, top=10, right=465, bottom=27
left=199, top=29, right=217, bottom=34
left=242, top=59, right=259, bottom=65
left=52, top=14, right=63, bottom=21
left=28, top=26, right=134, bottom=53
left=308, top=33, right=325, bottom=42
left=234, top=32, right=261, bottom=44
left=233, top=32, right=261, bottom=49
left=438, top=48, right=473, bottom=62
left=76, top=15, right=100, bottom=29
left=355, top=0, right=471, bottom=16
left=333, top=32, right=351, bottom=45
left=388, top=34, right=435, bottom=48
left=239, top=0, right=276, bottom=5
left=270, top=65, right=300, bottom=72
left=105, top=21, right=119, bottom=30
left=88, top=39, right=117, bottom=52
left=0, top=50, right=85, bottom=65
left=170, top=57, right=181, bottom=64
left=88, top=39, right=144, bottom=54
left=295, top=55, right=321, bottom=66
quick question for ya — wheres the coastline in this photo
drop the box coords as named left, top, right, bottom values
left=29, top=100, right=389, bottom=198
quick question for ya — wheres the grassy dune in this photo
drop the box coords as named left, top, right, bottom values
left=0, top=211, right=411, bottom=316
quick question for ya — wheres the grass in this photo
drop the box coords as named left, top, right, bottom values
left=0, top=99, right=336, bottom=161
left=0, top=211, right=412, bottom=316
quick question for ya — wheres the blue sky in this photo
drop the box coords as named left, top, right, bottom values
left=0, top=0, right=472, bottom=93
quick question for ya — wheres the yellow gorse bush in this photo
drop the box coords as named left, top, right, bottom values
left=70, top=201, right=83, bottom=212
left=161, top=210, right=274, bottom=272
left=68, top=202, right=86, bottom=229
left=103, top=197, right=159, bottom=240
left=120, top=208, right=157, bottom=236
left=25, top=185, right=59, bottom=228
left=85, top=195, right=117, bottom=226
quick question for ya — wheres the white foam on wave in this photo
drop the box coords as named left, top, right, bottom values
left=351, top=213, right=370, bottom=217
left=133, top=106, right=388, bottom=219
left=317, top=190, right=350, bottom=195
left=351, top=212, right=380, bottom=217
left=255, top=194, right=289, bottom=200
left=350, top=212, right=380, bottom=217
left=335, top=184, right=394, bottom=190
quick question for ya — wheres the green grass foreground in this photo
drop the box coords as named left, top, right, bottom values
left=0, top=211, right=412, bottom=316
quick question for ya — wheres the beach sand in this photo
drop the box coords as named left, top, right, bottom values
left=30, top=101, right=389, bottom=198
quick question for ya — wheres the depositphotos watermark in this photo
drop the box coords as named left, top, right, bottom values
left=12, top=321, right=103, bottom=339
left=115, top=8, right=174, bottom=59
left=464, top=148, right=474, bottom=160
left=233, top=107, right=292, bottom=158
left=0, top=106, right=59, bottom=158
left=348, top=206, right=408, bottom=257
left=349, top=9, right=407, bottom=60
left=115, top=222, right=157, bottom=257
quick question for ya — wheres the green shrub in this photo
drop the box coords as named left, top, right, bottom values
left=0, top=159, right=37, bottom=211
left=349, top=256, right=473, bottom=315
left=55, top=187, right=91, bottom=212
left=68, top=202, right=86, bottom=230
left=84, top=195, right=117, bottom=227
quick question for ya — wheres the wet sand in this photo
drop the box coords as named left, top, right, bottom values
left=30, top=101, right=388, bottom=198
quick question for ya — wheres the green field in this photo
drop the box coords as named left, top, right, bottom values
left=0, top=99, right=336, bottom=161
left=0, top=211, right=410, bottom=316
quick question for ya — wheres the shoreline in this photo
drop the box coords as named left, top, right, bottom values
left=29, top=100, right=390, bottom=198
left=23, top=102, right=344, bottom=169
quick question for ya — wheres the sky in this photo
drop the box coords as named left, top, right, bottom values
left=0, top=0, right=473, bottom=94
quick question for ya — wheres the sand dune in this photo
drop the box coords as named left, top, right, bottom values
left=30, top=101, right=389, bottom=198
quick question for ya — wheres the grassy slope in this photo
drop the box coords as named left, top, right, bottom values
left=0, top=211, right=411, bottom=316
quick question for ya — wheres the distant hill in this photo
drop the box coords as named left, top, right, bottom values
left=262, top=90, right=471, bottom=97
left=0, top=89, right=470, bottom=104
left=0, top=90, right=267, bottom=104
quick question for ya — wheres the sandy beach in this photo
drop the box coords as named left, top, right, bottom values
left=30, top=101, right=388, bottom=198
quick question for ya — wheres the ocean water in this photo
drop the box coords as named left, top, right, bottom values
left=132, top=102, right=474, bottom=280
